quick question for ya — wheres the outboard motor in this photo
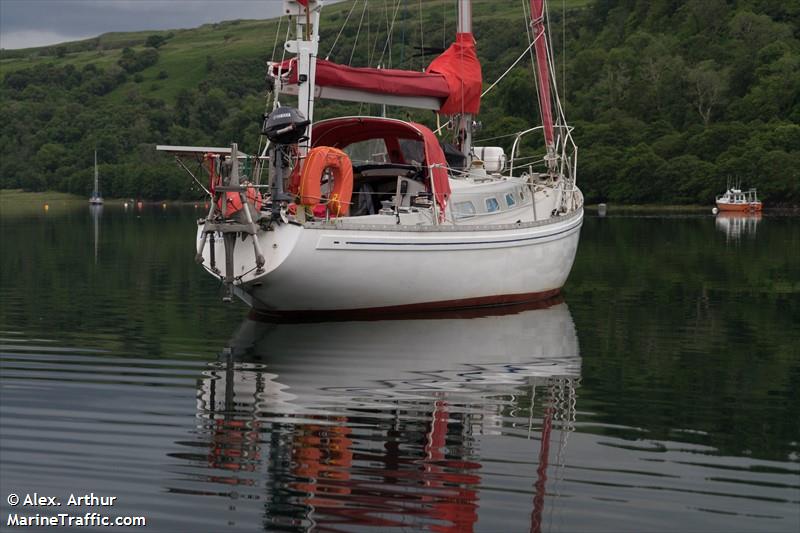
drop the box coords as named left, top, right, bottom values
left=262, top=106, right=309, bottom=144
left=262, top=107, right=309, bottom=220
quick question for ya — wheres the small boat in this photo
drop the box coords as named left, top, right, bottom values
left=159, top=0, right=582, bottom=314
left=716, top=186, right=761, bottom=212
left=89, top=150, right=103, bottom=205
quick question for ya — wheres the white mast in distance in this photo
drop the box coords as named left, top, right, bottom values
left=93, top=150, right=99, bottom=197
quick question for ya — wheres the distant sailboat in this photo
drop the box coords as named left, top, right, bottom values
left=89, top=150, right=103, bottom=205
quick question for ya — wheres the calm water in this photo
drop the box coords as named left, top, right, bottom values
left=1, top=205, right=798, bottom=532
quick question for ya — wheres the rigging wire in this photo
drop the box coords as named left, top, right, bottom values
left=255, top=14, right=288, bottom=183
left=378, top=0, right=403, bottom=67
left=481, top=38, right=537, bottom=100
left=257, top=20, right=292, bottom=176
left=384, top=0, right=392, bottom=67
left=367, top=0, right=382, bottom=66
left=258, top=16, right=285, bottom=153
left=418, top=0, right=424, bottom=68
left=349, top=0, right=368, bottom=65
left=563, top=0, right=566, bottom=107
left=544, top=0, right=568, bottom=128
left=366, top=1, right=372, bottom=65
left=474, top=131, right=526, bottom=143
left=270, top=15, right=284, bottom=63
left=400, top=0, right=406, bottom=67
left=273, top=21, right=293, bottom=107
left=523, top=0, right=542, bottom=134
left=442, top=0, right=447, bottom=51
left=326, top=0, right=359, bottom=60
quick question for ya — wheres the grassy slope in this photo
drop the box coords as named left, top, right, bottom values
left=0, top=19, right=283, bottom=104
left=0, top=0, right=589, bottom=104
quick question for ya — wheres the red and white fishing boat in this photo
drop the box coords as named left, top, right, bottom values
left=716, top=187, right=762, bottom=212
left=160, top=0, right=582, bottom=314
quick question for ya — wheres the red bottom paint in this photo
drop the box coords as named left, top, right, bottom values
left=250, top=289, right=564, bottom=323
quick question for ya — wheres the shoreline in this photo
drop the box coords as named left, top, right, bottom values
left=0, top=189, right=210, bottom=216
left=2, top=189, right=797, bottom=214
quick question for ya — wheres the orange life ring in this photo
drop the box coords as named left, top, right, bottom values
left=299, top=146, right=353, bottom=217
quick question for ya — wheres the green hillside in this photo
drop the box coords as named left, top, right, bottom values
left=1, top=0, right=798, bottom=205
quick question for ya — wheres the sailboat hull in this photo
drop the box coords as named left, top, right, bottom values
left=201, top=209, right=583, bottom=313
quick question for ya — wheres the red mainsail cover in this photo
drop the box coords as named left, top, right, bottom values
left=425, top=32, right=482, bottom=115
left=272, top=58, right=451, bottom=101
left=270, top=33, right=482, bottom=115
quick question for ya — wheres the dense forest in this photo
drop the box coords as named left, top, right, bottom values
left=0, top=0, right=798, bottom=205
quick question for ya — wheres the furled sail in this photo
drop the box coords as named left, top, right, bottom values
left=425, top=32, right=482, bottom=115
left=270, top=35, right=482, bottom=115
left=531, top=0, right=556, bottom=156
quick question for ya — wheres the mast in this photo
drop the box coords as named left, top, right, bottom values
left=283, top=0, right=322, bottom=151
left=93, top=150, right=99, bottom=197
left=456, top=0, right=473, bottom=160
left=530, top=0, right=557, bottom=172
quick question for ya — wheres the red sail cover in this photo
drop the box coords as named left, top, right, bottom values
left=270, top=33, right=482, bottom=115
left=272, top=59, right=451, bottom=101
left=425, top=33, right=483, bottom=115
left=531, top=0, right=555, bottom=149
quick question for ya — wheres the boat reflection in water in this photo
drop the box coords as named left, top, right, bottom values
left=715, top=211, right=762, bottom=241
left=177, top=300, right=580, bottom=531
left=89, top=204, right=102, bottom=264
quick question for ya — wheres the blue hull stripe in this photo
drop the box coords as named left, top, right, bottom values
left=343, top=221, right=581, bottom=247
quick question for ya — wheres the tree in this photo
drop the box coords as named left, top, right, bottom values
left=118, top=48, right=159, bottom=74
left=495, top=70, right=537, bottom=121
left=656, top=154, right=716, bottom=203
left=728, top=11, right=791, bottom=52
left=687, top=61, right=728, bottom=127
left=145, top=34, right=167, bottom=49
left=611, top=144, right=666, bottom=203
left=36, top=143, right=68, bottom=173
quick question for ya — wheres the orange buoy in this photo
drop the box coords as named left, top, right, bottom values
left=299, top=146, right=353, bottom=217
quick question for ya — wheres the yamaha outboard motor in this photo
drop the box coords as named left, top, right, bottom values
left=262, top=107, right=309, bottom=220
left=262, top=106, right=309, bottom=144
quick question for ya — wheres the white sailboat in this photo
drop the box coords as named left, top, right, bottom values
left=159, top=0, right=582, bottom=315
left=89, top=150, right=103, bottom=205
